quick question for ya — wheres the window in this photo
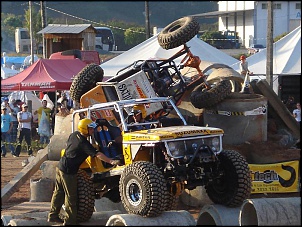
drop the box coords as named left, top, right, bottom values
left=23, top=45, right=29, bottom=52
left=262, top=3, right=281, bottom=10
left=20, top=30, right=30, bottom=39
left=262, top=3, right=267, bottom=9
left=274, top=3, right=281, bottom=10
left=296, top=3, right=301, bottom=9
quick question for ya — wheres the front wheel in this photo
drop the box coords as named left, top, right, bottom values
left=119, top=161, right=166, bottom=217
left=205, top=150, right=252, bottom=207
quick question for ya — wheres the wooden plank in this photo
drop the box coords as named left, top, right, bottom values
left=1, top=148, right=48, bottom=204
left=256, top=80, right=300, bottom=139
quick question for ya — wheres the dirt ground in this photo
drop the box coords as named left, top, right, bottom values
left=1, top=133, right=300, bottom=221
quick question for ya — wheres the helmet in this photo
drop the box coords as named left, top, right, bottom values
left=78, top=118, right=94, bottom=135
left=133, top=105, right=147, bottom=118
left=240, top=55, right=246, bottom=60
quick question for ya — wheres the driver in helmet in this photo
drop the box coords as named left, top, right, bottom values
left=129, top=105, right=151, bottom=131
left=48, top=118, right=120, bottom=225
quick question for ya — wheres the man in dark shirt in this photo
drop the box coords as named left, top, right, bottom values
left=47, top=118, right=120, bottom=225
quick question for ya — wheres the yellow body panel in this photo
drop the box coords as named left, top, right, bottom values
left=123, top=126, right=224, bottom=142
left=80, top=85, right=118, bottom=125
left=62, top=148, right=112, bottom=172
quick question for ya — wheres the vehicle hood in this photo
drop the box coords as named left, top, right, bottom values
left=123, top=125, right=224, bottom=141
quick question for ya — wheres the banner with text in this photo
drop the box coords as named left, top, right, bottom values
left=249, top=160, right=300, bottom=194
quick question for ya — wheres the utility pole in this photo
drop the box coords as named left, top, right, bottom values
left=29, top=1, right=34, bottom=65
left=266, top=1, right=273, bottom=88
left=40, top=1, right=47, bottom=59
left=145, top=1, right=151, bottom=39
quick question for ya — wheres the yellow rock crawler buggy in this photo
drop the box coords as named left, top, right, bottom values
left=71, top=97, right=251, bottom=221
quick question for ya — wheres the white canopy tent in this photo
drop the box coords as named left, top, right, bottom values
left=1, top=66, right=19, bottom=79
left=8, top=91, right=42, bottom=112
left=231, top=26, right=301, bottom=75
left=101, top=34, right=239, bottom=79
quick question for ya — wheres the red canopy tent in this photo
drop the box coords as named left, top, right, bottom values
left=1, top=58, right=87, bottom=92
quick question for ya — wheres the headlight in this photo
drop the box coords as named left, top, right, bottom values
left=166, top=141, right=185, bottom=158
left=211, top=137, right=220, bottom=152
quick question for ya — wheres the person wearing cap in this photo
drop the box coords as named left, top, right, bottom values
left=47, top=118, right=121, bottom=225
left=34, top=99, right=52, bottom=146
left=1, top=106, right=16, bottom=157
left=15, top=103, right=33, bottom=157
left=239, top=55, right=253, bottom=76
left=1, top=97, right=12, bottom=115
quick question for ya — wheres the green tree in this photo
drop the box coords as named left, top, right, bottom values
left=107, top=20, right=145, bottom=51
left=200, top=31, right=224, bottom=46
left=124, top=27, right=145, bottom=46
left=274, top=32, right=288, bottom=42
left=1, top=13, right=23, bottom=39
left=24, top=7, right=42, bottom=53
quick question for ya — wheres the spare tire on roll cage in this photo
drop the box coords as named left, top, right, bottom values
left=158, top=16, right=200, bottom=50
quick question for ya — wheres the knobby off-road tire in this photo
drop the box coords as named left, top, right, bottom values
left=119, top=161, right=166, bottom=217
left=190, top=80, right=232, bottom=109
left=77, top=169, right=95, bottom=222
left=206, top=150, right=252, bottom=207
left=158, top=16, right=200, bottom=50
left=70, top=63, right=104, bottom=103
left=164, top=190, right=179, bottom=211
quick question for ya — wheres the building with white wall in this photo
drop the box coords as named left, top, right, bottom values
left=191, top=1, right=301, bottom=48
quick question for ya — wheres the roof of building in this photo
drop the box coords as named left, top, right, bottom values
left=188, top=9, right=254, bottom=18
left=38, top=24, right=95, bottom=34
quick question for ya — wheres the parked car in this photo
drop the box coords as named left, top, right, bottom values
left=247, top=44, right=265, bottom=55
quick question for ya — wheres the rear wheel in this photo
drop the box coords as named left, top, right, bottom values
left=205, top=150, right=252, bottom=207
left=77, top=169, right=95, bottom=222
left=158, top=16, right=200, bottom=50
left=70, top=63, right=104, bottom=103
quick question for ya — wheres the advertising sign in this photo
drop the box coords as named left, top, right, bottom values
left=114, top=71, right=162, bottom=115
left=249, top=160, right=300, bottom=194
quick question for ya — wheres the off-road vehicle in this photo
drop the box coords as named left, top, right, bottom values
left=71, top=97, right=251, bottom=222
left=70, top=16, right=233, bottom=119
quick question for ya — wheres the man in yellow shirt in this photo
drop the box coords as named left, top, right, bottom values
left=34, top=100, right=52, bottom=146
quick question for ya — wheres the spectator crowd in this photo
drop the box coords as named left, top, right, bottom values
left=1, top=91, right=73, bottom=158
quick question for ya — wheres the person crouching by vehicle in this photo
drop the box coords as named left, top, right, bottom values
left=47, top=118, right=121, bottom=225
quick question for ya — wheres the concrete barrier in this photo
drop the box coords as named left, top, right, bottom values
left=105, top=210, right=196, bottom=226
left=39, top=160, right=59, bottom=181
left=196, top=204, right=241, bottom=226
left=180, top=186, right=213, bottom=207
left=203, top=93, right=267, bottom=145
left=30, top=178, right=54, bottom=202
left=8, top=218, right=50, bottom=226
left=240, top=197, right=301, bottom=226
left=1, top=211, right=48, bottom=226
left=4, top=210, right=123, bottom=226
left=95, top=197, right=126, bottom=213
left=80, top=210, right=123, bottom=226
left=48, top=134, right=70, bottom=161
